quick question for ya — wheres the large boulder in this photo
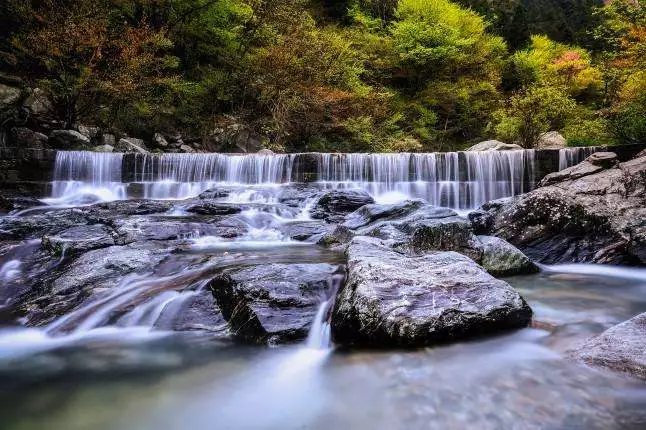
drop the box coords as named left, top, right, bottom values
left=474, top=235, right=537, bottom=277
left=474, top=153, right=646, bottom=264
left=310, top=190, right=375, bottom=223
left=466, top=140, right=523, bottom=151
left=331, top=237, right=532, bottom=348
left=536, top=131, right=566, bottom=149
left=8, top=127, right=48, bottom=149
left=49, top=130, right=90, bottom=149
left=209, top=263, right=341, bottom=344
left=569, top=312, right=646, bottom=381
left=116, top=137, right=149, bottom=154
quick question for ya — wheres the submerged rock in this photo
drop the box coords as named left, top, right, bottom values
left=331, top=237, right=532, bottom=348
left=569, top=312, right=646, bottom=381
left=209, top=263, right=340, bottom=344
left=310, top=190, right=375, bottom=223
left=475, top=153, right=646, bottom=264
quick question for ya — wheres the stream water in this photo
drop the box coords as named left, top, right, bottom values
left=1, top=147, right=645, bottom=429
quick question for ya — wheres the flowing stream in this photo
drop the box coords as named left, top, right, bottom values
left=1, top=146, right=645, bottom=429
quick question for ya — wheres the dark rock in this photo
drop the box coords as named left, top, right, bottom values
left=317, top=225, right=354, bottom=247
left=468, top=198, right=513, bottom=235
left=0, top=209, right=89, bottom=240
left=407, top=216, right=475, bottom=253
left=569, top=312, right=646, bottom=381
left=186, top=203, right=242, bottom=216
left=116, top=137, right=149, bottom=154
left=198, top=188, right=231, bottom=200
left=331, top=237, right=532, bottom=348
left=344, top=200, right=426, bottom=229
left=0, top=83, right=20, bottom=107
left=84, top=200, right=173, bottom=217
left=49, top=130, right=90, bottom=149
left=22, top=88, right=52, bottom=116
left=154, top=291, right=231, bottom=337
left=9, top=127, right=48, bottom=149
left=42, top=224, right=116, bottom=256
left=153, top=133, right=169, bottom=148
left=311, top=190, right=375, bottom=223
left=474, top=235, right=537, bottom=277
left=209, top=263, right=340, bottom=344
left=478, top=154, right=646, bottom=264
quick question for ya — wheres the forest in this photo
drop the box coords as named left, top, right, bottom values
left=1, top=0, right=645, bottom=152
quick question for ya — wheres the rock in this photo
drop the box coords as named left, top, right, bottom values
left=344, top=200, right=427, bottom=229
left=153, top=133, right=169, bottom=148
left=586, top=151, right=619, bottom=168
left=407, top=216, right=475, bottom=254
left=477, top=154, right=646, bottom=264
left=116, top=137, right=149, bottom=154
left=186, top=203, right=242, bottom=216
left=468, top=198, right=513, bottom=235
left=636, top=149, right=646, bottom=159
left=0, top=209, right=89, bottom=240
left=536, top=131, right=566, bottom=149
left=474, top=236, right=537, bottom=277
left=84, top=200, right=173, bottom=217
left=258, top=149, right=275, bottom=155
left=9, top=127, right=48, bottom=149
left=98, top=134, right=116, bottom=147
left=310, top=190, right=375, bottom=222
left=42, top=224, right=116, bottom=256
left=179, top=144, right=195, bottom=153
left=76, top=125, right=100, bottom=140
left=209, top=263, right=340, bottom=344
left=467, top=140, right=523, bottom=151
left=0, top=83, right=20, bottom=107
left=198, top=188, right=231, bottom=200
left=22, top=88, right=52, bottom=116
left=317, top=225, right=354, bottom=248
left=153, top=291, right=231, bottom=337
left=331, top=237, right=532, bottom=348
left=569, top=312, right=646, bottom=381
left=93, top=144, right=114, bottom=152
left=49, top=130, right=90, bottom=149
left=540, top=152, right=618, bottom=187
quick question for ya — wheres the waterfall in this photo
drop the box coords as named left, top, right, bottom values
left=45, top=151, right=126, bottom=205
left=136, top=153, right=296, bottom=199
left=558, top=147, right=599, bottom=170
left=318, top=150, right=535, bottom=209
left=45, top=149, right=545, bottom=209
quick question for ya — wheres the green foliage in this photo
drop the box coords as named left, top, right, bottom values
left=1, top=0, right=645, bottom=151
left=491, top=85, right=577, bottom=147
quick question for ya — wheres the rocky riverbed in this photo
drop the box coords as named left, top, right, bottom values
left=0, top=149, right=645, bottom=429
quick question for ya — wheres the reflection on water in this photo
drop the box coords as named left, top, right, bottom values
left=1, top=265, right=645, bottom=430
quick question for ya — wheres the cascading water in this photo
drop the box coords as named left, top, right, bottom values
left=136, top=153, right=296, bottom=199
left=317, top=150, right=535, bottom=209
left=558, top=147, right=600, bottom=170
left=46, top=148, right=554, bottom=209
left=45, top=151, right=126, bottom=205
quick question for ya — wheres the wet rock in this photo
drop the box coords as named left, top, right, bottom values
left=116, top=137, right=149, bottom=154
left=539, top=152, right=618, bottom=187
left=331, top=237, right=532, bottom=348
left=344, top=200, right=426, bottom=229
left=282, top=221, right=330, bottom=241
left=50, top=244, right=166, bottom=296
left=209, top=263, right=340, bottom=344
left=468, top=198, right=513, bottom=235
left=407, top=216, right=475, bottom=254
left=9, top=127, right=48, bottom=149
left=569, top=312, right=646, bottom=381
left=537, top=131, right=566, bottom=149
left=474, top=236, right=537, bottom=277
left=84, top=200, right=173, bottom=218
left=317, top=225, right=354, bottom=248
left=186, top=203, right=242, bottom=216
left=0, top=209, right=89, bottom=240
left=477, top=154, right=646, bottom=264
left=198, top=189, right=231, bottom=200
left=310, top=190, right=375, bottom=223
left=154, top=291, right=231, bottom=337
left=49, top=130, right=90, bottom=149
left=42, top=224, right=116, bottom=256
left=466, top=140, right=523, bottom=151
